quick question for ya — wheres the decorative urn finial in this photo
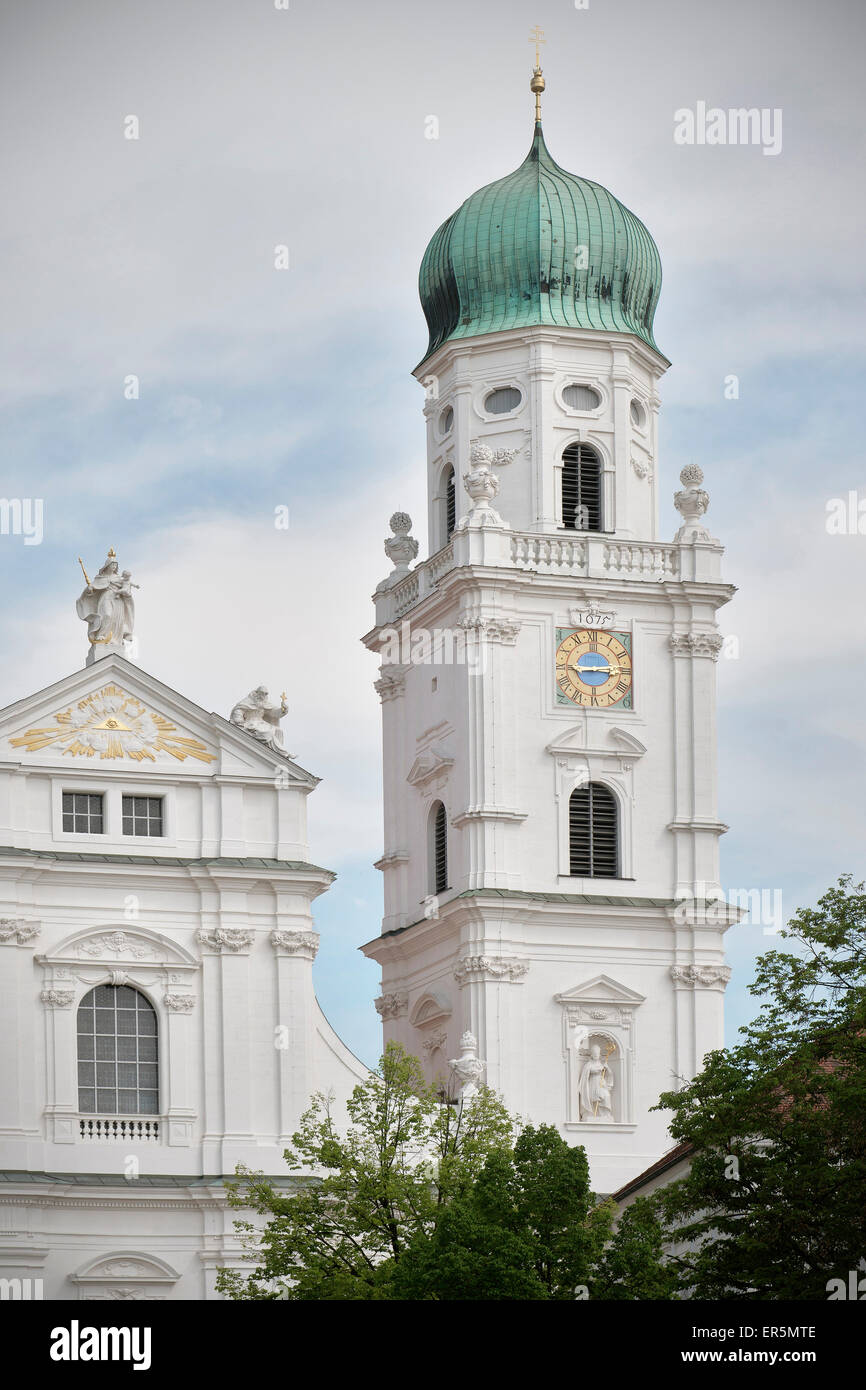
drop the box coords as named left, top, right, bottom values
left=449, top=1030, right=485, bottom=1104
left=383, top=512, right=419, bottom=578
left=674, top=465, right=716, bottom=544
left=454, top=444, right=509, bottom=532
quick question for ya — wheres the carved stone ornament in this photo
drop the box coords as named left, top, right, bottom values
left=374, top=665, right=408, bottom=703
left=41, top=988, right=75, bottom=1009
left=79, top=931, right=155, bottom=960
left=270, top=929, right=319, bottom=959
left=673, top=464, right=717, bottom=544
left=454, top=457, right=507, bottom=531
left=670, top=963, right=732, bottom=990
left=374, top=991, right=408, bottom=1020
left=422, top=1029, right=449, bottom=1056
left=11, top=684, right=217, bottom=765
left=384, top=512, right=419, bottom=576
left=456, top=614, right=521, bottom=646
left=569, top=600, right=617, bottom=629
left=469, top=438, right=525, bottom=468
left=449, top=1030, right=485, bottom=1101
left=196, top=928, right=253, bottom=954
left=631, top=456, right=653, bottom=481
left=669, top=632, right=724, bottom=660
left=453, top=955, right=530, bottom=986
left=0, top=918, right=39, bottom=945
left=163, top=993, right=195, bottom=1013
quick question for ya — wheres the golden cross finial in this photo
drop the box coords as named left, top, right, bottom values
left=529, top=27, right=546, bottom=122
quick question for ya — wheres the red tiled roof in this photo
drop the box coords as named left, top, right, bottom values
left=610, top=1140, right=695, bottom=1202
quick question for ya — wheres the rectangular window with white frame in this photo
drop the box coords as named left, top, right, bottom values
left=62, top=791, right=105, bottom=834
left=122, top=795, right=164, bottom=837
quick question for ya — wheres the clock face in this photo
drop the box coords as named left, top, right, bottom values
left=555, top=628, right=633, bottom=709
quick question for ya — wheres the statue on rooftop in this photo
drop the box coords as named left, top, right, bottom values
left=76, top=550, right=138, bottom=665
left=230, top=687, right=289, bottom=753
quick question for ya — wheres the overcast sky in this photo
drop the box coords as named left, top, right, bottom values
left=1, top=0, right=864, bottom=1066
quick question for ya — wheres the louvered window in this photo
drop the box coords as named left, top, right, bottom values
left=569, top=783, right=618, bottom=878
left=77, top=985, right=159, bottom=1115
left=484, top=387, right=521, bottom=415
left=432, top=801, right=448, bottom=893
left=563, top=383, right=601, bottom=411
left=445, top=467, right=456, bottom=540
left=561, top=443, right=602, bottom=532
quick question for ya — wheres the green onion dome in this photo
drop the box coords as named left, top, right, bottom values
left=418, top=123, right=663, bottom=364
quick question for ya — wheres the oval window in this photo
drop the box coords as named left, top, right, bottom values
left=563, top=383, right=601, bottom=411
left=484, top=387, right=522, bottom=415
left=630, top=398, right=646, bottom=428
left=439, top=405, right=454, bottom=435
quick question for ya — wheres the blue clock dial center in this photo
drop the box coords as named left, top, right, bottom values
left=575, top=651, right=610, bottom=686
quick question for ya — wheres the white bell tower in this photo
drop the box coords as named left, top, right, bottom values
left=362, top=89, right=737, bottom=1193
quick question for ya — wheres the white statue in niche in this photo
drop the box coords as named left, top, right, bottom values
left=577, top=1042, right=616, bottom=1122
left=230, top=687, right=289, bottom=752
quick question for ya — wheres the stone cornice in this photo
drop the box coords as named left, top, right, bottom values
left=0, top=846, right=331, bottom=875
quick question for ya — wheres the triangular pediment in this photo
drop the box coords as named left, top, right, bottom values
left=554, top=973, right=646, bottom=1007
left=0, top=654, right=317, bottom=785
left=406, top=744, right=454, bottom=789
left=546, top=725, right=646, bottom=759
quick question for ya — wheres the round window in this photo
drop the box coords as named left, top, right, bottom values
left=563, top=383, right=601, bottom=411
left=630, top=398, right=646, bottom=429
left=439, top=405, right=454, bottom=435
left=484, top=387, right=522, bottom=415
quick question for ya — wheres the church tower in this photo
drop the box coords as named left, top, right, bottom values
left=362, top=72, right=737, bottom=1193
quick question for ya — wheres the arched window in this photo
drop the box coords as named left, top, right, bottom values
left=430, top=800, right=448, bottom=894
left=569, top=783, right=618, bottom=878
left=77, top=984, right=159, bottom=1115
left=445, top=466, right=456, bottom=541
left=561, top=442, right=602, bottom=532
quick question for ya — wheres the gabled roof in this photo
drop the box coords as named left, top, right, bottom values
left=0, top=652, right=318, bottom=787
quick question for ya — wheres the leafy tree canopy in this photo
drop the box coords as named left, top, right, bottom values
left=655, top=875, right=866, bottom=1299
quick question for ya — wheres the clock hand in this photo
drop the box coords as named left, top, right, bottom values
left=569, top=663, right=630, bottom=674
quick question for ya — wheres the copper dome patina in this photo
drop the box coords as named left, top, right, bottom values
left=418, top=123, right=663, bottom=365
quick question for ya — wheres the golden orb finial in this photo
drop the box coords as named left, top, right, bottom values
left=528, top=26, right=546, bottom=122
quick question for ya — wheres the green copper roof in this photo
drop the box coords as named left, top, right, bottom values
left=418, top=123, right=663, bottom=363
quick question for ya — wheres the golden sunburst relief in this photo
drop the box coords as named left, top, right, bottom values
left=10, top=684, right=217, bottom=764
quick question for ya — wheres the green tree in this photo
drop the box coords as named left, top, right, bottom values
left=654, top=875, right=866, bottom=1299
left=216, top=1042, right=514, bottom=1300
left=593, top=1197, right=678, bottom=1300
left=391, top=1125, right=674, bottom=1301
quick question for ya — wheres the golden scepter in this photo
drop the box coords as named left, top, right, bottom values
left=77, top=556, right=92, bottom=589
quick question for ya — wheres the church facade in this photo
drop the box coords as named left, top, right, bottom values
left=0, top=74, right=738, bottom=1298
left=0, top=623, right=366, bottom=1301
left=362, top=99, right=738, bottom=1195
